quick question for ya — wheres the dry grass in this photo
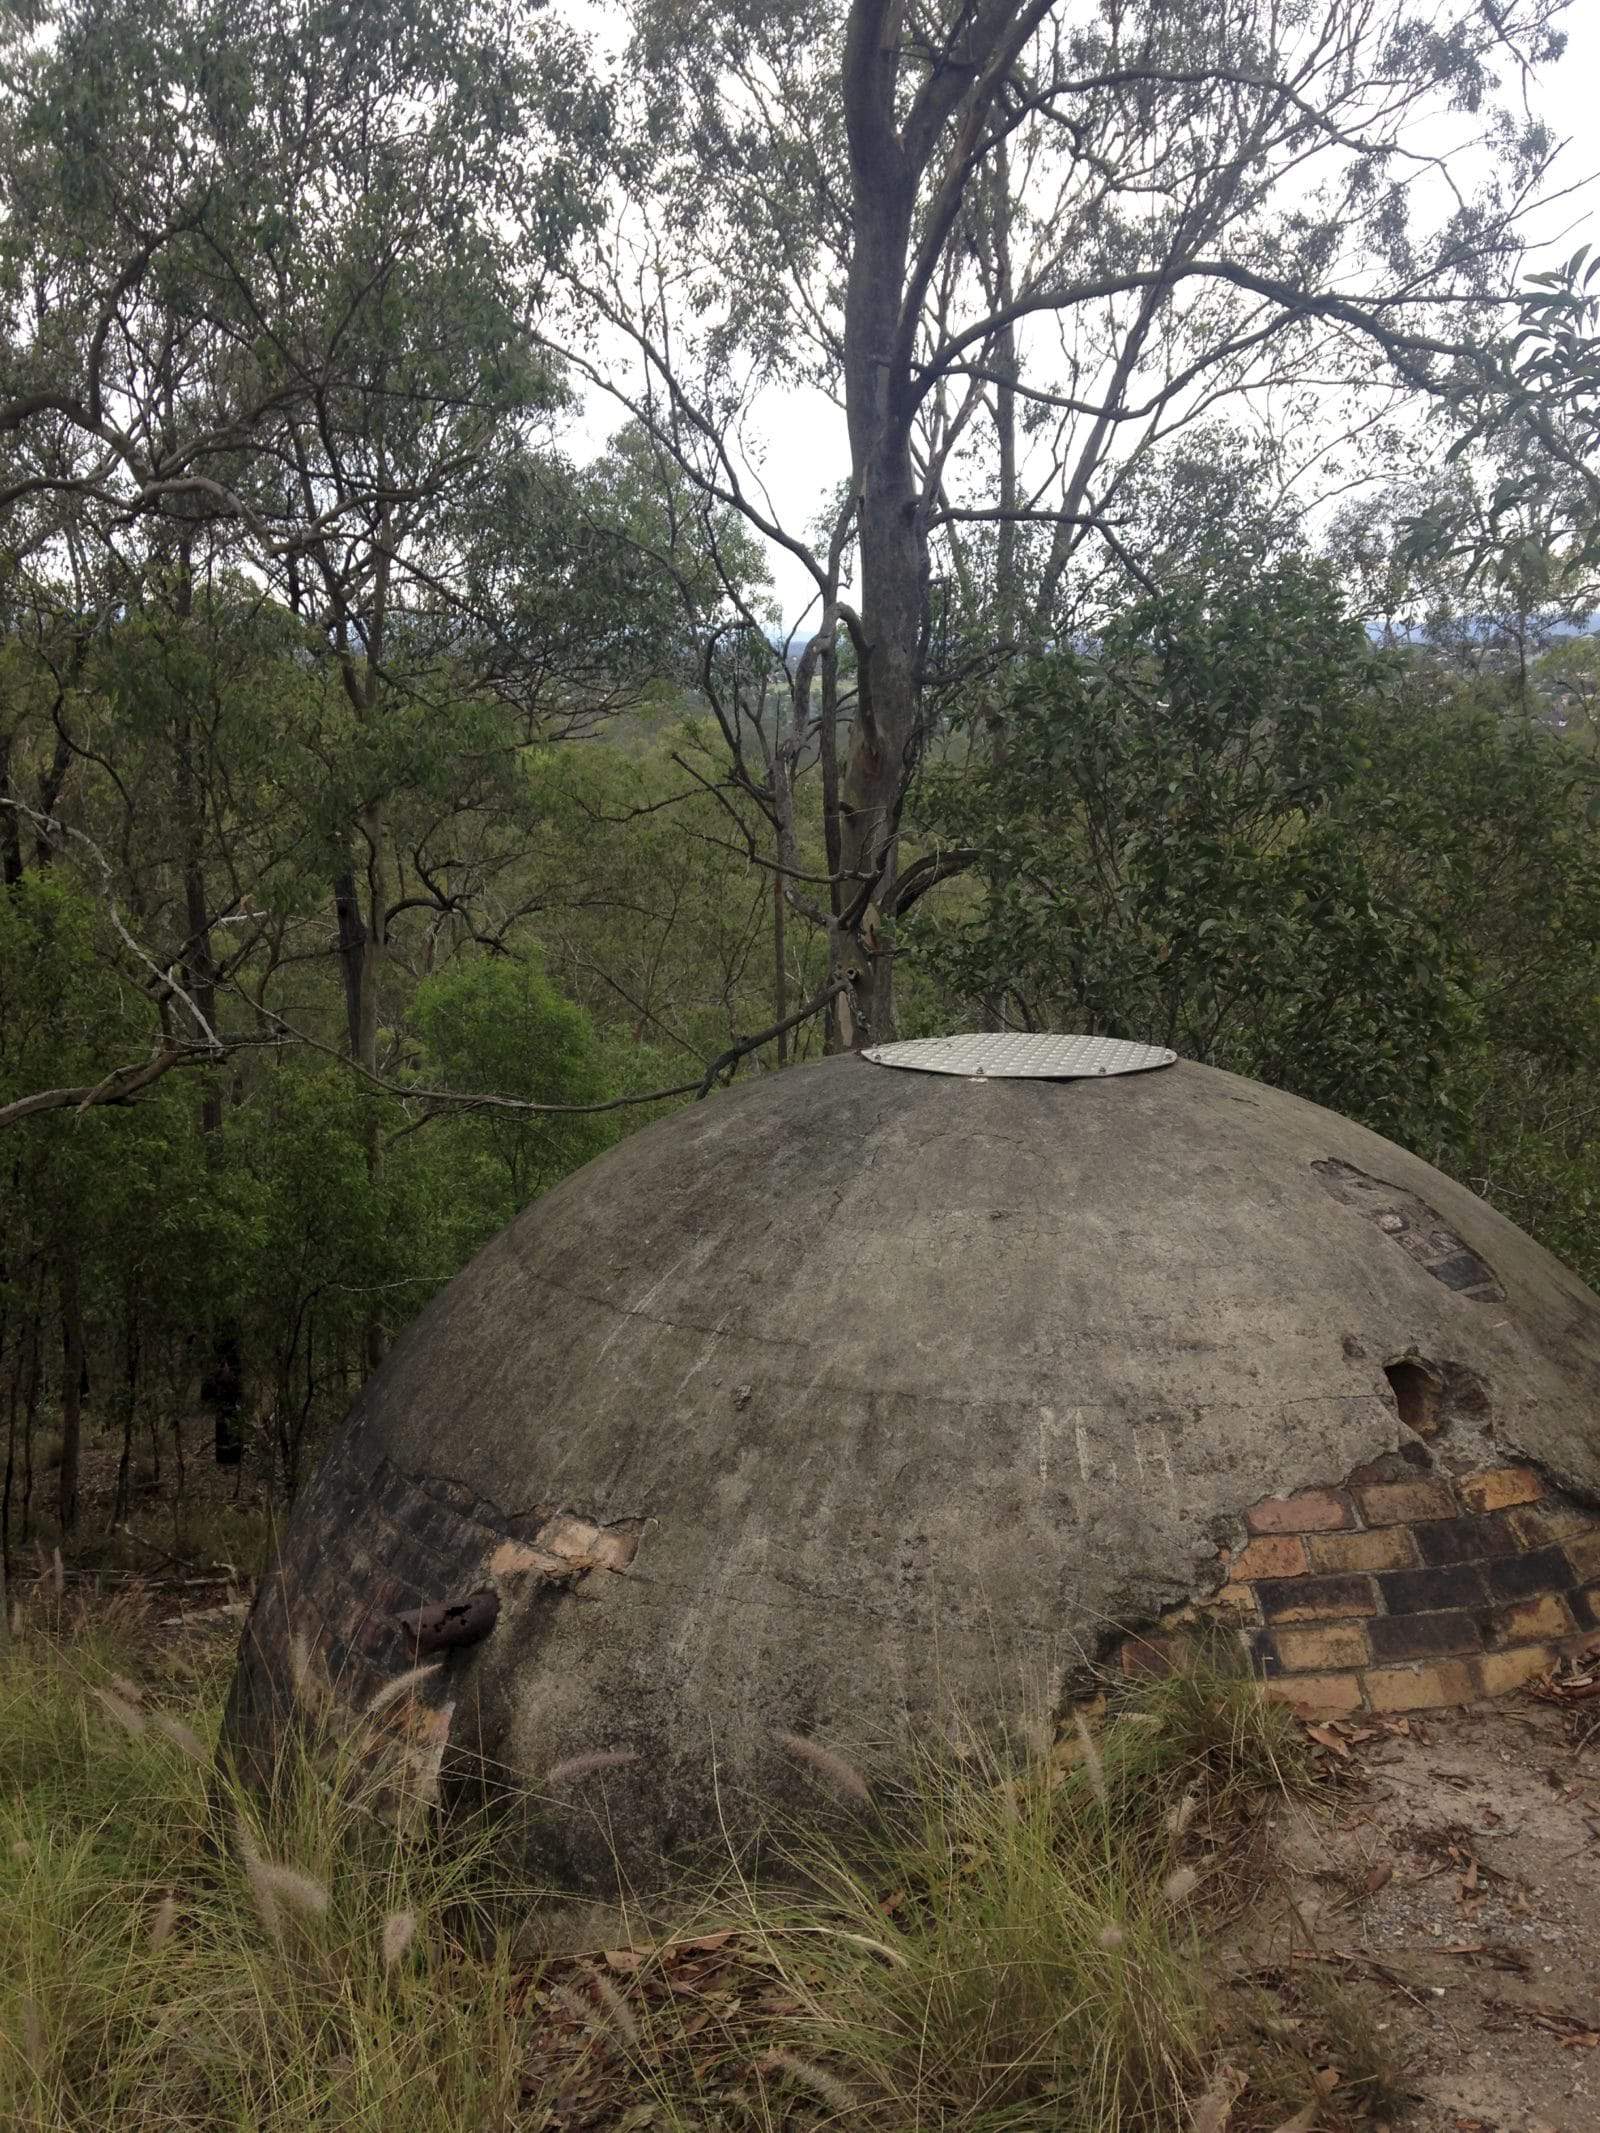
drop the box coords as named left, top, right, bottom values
left=2, top=1590, right=1355, bottom=2132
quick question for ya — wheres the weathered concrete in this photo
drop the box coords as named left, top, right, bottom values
left=224, top=1056, right=1600, bottom=1882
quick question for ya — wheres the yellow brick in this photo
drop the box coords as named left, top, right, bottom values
left=1264, top=1672, right=1365, bottom=1715
left=1363, top=1660, right=1476, bottom=1712
left=1566, top=1530, right=1600, bottom=1581
left=1307, top=1527, right=1418, bottom=1573
left=1356, top=1479, right=1456, bottom=1524
left=1458, top=1466, right=1544, bottom=1514
left=1229, top=1534, right=1310, bottom=1581
left=1486, top=1593, right=1573, bottom=1647
left=1475, top=1645, right=1556, bottom=1696
left=1275, top=1623, right=1372, bottom=1672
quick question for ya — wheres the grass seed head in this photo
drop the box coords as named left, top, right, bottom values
left=1073, top=1708, right=1107, bottom=1803
left=364, top=1661, right=444, bottom=1721
left=1166, top=1786, right=1199, bottom=1837
left=545, top=1748, right=640, bottom=1787
left=757, top=2048, right=858, bottom=2115
left=772, top=1730, right=871, bottom=1806
left=591, top=1970, right=640, bottom=2050
left=1162, top=1863, right=1202, bottom=1906
left=92, top=1684, right=148, bottom=1736
left=381, top=1909, right=417, bottom=1970
left=252, top=1858, right=332, bottom=1918
left=152, top=1711, right=207, bottom=1761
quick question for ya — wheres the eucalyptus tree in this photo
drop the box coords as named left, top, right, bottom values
left=1373, top=246, right=1600, bottom=668
left=572, top=0, right=1574, bottom=1045
left=0, top=0, right=618, bottom=1084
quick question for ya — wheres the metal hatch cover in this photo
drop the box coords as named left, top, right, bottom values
left=863, top=1032, right=1178, bottom=1078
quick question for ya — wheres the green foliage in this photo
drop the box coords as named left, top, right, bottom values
left=915, top=565, right=1476, bottom=1144
left=409, top=953, right=627, bottom=1253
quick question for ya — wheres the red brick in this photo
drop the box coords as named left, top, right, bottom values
left=1355, top=1479, right=1457, bottom=1525
left=1363, top=1659, right=1476, bottom=1712
left=1228, top=1535, right=1310, bottom=1582
left=1264, top=1672, right=1365, bottom=1715
left=1307, top=1527, right=1418, bottom=1574
left=1458, top=1466, right=1544, bottom=1514
left=1274, top=1623, right=1371, bottom=1672
left=1246, top=1489, right=1352, bottom=1534
left=1120, top=1634, right=1181, bottom=1678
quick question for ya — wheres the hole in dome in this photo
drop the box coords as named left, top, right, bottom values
left=1385, top=1359, right=1443, bottom=1438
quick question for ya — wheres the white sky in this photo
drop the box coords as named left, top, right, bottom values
left=558, top=1, right=1600, bottom=627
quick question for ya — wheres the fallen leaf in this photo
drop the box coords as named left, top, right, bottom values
left=1305, top=1724, right=1351, bottom=1758
left=1190, top=2060, right=1247, bottom=2133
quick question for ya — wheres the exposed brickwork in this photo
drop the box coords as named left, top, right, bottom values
left=1365, top=1660, right=1477, bottom=1712
left=1511, top=1501, right=1592, bottom=1548
left=1376, top=1563, right=1487, bottom=1614
left=1367, top=1609, right=1482, bottom=1662
left=1274, top=1623, right=1371, bottom=1671
left=1246, top=1488, right=1352, bottom=1534
left=1356, top=1478, right=1457, bottom=1525
left=1307, top=1527, right=1417, bottom=1573
left=1413, top=1514, right=1518, bottom=1565
left=1485, top=1594, right=1573, bottom=1646
left=1269, top=1671, right=1365, bottom=1714
left=1114, top=1448, right=1600, bottom=1716
left=1256, top=1573, right=1378, bottom=1622
left=1458, top=1466, right=1544, bottom=1514
left=1477, top=1644, right=1558, bottom=1694
left=1480, top=1547, right=1571, bottom=1601
left=1228, top=1535, right=1310, bottom=1581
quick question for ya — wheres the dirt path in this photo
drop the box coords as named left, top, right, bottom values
left=1241, top=1677, right=1600, bottom=2131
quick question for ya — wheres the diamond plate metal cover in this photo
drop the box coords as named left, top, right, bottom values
left=863, top=1032, right=1178, bottom=1078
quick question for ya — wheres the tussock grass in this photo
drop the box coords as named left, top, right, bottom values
left=3, top=1598, right=1335, bottom=2132
left=1, top=1608, right=543, bottom=2131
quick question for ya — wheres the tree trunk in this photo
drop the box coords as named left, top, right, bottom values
left=334, top=770, right=388, bottom=1372
left=0, top=727, right=24, bottom=886
left=838, top=18, right=922, bottom=1048
left=57, top=1251, right=86, bottom=1533
left=172, top=586, right=241, bottom=1463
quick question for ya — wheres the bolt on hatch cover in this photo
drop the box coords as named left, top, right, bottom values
left=863, top=1032, right=1178, bottom=1078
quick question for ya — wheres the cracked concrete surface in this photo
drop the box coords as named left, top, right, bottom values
left=224, top=1055, right=1600, bottom=1887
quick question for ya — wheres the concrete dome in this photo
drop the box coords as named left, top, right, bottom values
left=225, top=1055, right=1600, bottom=1881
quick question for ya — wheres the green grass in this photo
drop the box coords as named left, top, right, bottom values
left=2, top=1593, right=1376, bottom=2131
